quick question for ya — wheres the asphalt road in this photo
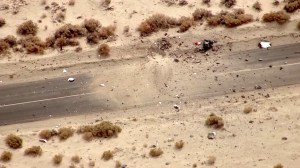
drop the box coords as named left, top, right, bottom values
left=1, top=43, right=300, bottom=125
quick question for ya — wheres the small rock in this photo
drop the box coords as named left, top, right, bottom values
left=258, top=59, right=263, bottom=61
left=165, top=162, right=170, bottom=165
left=100, top=83, right=105, bottom=87
left=207, top=132, right=216, bottom=139
left=254, top=85, right=262, bottom=89
left=282, top=137, right=287, bottom=140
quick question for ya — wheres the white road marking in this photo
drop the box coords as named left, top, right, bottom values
left=0, top=91, right=99, bottom=108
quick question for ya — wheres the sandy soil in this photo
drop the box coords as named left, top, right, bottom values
left=1, top=0, right=300, bottom=167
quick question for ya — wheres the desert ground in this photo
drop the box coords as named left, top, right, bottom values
left=0, top=0, right=300, bottom=168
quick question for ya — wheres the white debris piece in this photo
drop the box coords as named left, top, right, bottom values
left=39, top=139, right=47, bottom=143
left=68, top=77, right=75, bottom=82
left=259, top=41, right=271, bottom=49
left=63, top=69, right=67, bottom=73
left=100, top=83, right=105, bottom=87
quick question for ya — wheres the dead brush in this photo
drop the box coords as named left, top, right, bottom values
left=82, top=19, right=101, bottom=33
left=202, top=0, right=210, bottom=5
left=273, top=163, right=283, bottom=168
left=54, top=24, right=86, bottom=39
left=77, top=121, right=121, bottom=139
left=175, top=140, right=184, bottom=149
left=17, top=20, right=38, bottom=36
left=101, top=150, right=113, bottom=161
left=18, top=35, right=46, bottom=54
left=98, top=25, right=116, bottom=39
left=205, top=113, right=224, bottom=129
left=57, top=127, right=74, bottom=140
left=5, top=134, right=23, bottom=149
left=149, top=148, right=163, bottom=157
left=86, top=32, right=100, bottom=44
left=207, top=11, right=253, bottom=27
left=262, top=11, right=290, bottom=24
left=192, top=8, right=212, bottom=21
left=39, top=129, right=58, bottom=140
left=4, top=35, right=17, bottom=47
left=24, top=146, right=42, bottom=157
left=221, top=0, right=236, bottom=8
left=101, top=0, right=111, bottom=7
left=52, top=154, right=63, bottom=165
left=253, top=1, right=262, bottom=11
left=284, top=0, right=300, bottom=13
left=98, top=43, right=110, bottom=56
left=178, top=17, right=195, bottom=32
left=71, top=155, right=80, bottom=163
left=0, top=18, right=5, bottom=27
left=68, top=0, right=75, bottom=6
left=0, top=151, right=12, bottom=162
left=0, top=40, right=10, bottom=55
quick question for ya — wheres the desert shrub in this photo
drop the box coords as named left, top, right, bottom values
left=0, top=18, right=5, bottom=27
left=45, top=36, right=56, bottom=48
left=82, top=19, right=101, bottom=33
left=0, top=40, right=10, bottom=54
left=40, top=0, right=47, bottom=5
left=98, top=43, right=110, bottom=56
left=75, top=46, right=82, bottom=52
left=58, top=127, right=74, bottom=140
left=67, top=39, right=79, bottom=46
left=98, top=25, right=116, bottom=39
left=53, top=154, right=63, bottom=165
left=206, top=156, right=216, bottom=165
left=5, top=134, right=23, bottom=149
left=69, top=0, right=75, bottom=6
left=192, top=8, right=212, bottom=21
left=243, top=106, right=253, bottom=114
left=4, top=35, right=17, bottom=47
left=253, top=1, right=262, bottom=11
left=178, top=17, right=195, bottom=32
left=207, top=16, right=222, bottom=26
left=71, top=155, right=80, bottom=163
left=54, top=37, right=68, bottom=50
left=0, top=151, right=12, bottom=162
left=234, top=8, right=245, bottom=15
left=284, top=0, right=300, bottom=13
left=77, top=125, right=93, bottom=133
left=86, top=32, right=99, bottom=44
left=274, top=163, right=283, bottom=168
left=101, top=150, right=113, bottom=160
left=39, top=129, right=57, bottom=140
left=223, top=14, right=253, bottom=27
left=149, top=148, right=163, bottom=157
left=175, top=140, right=184, bottom=149
left=179, top=0, right=188, bottom=6
left=24, top=146, right=42, bottom=157
left=17, top=20, right=38, bottom=36
left=221, top=0, right=236, bottom=8
left=54, top=24, right=86, bottom=39
left=101, top=0, right=111, bottom=7
left=137, top=14, right=179, bottom=36
left=205, top=113, right=224, bottom=129
left=56, top=12, right=66, bottom=22
left=262, top=11, right=290, bottom=24
left=92, top=121, right=121, bottom=137
left=202, top=0, right=210, bottom=5
left=18, top=35, right=46, bottom=54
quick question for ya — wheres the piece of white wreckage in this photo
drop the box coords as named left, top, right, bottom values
left=68, top=77, right=75, bottom=82
left=259, top=41, right=271, bottom=49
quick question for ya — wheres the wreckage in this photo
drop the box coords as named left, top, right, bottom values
left=194, top=39, right=217, bottom=53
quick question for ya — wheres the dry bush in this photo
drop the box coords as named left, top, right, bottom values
left=207, top=16, right=222, bottom=26
left=68, top=0, right=75, bottom=6
left=202, top=0, right=210, bottom=5
left=5, top=134, right=23, bottom=149
left=0, top=40, right=10, bottom=54
left=223, top=14, right=253, bottom=27
left=243, top=106, right=253, bottom=114
left=24, top=146, right=42, bottom=157
left=92, top=121, right=121, bottom=137
left=284, top=0, right=300, bottom=13
left=115, top=160, right=121, bottom=168
left=56, top=12, right=66, bottom=22
left=205, top=113, right=224, bottom=129
left=18, top=35, right=46, bottom=54
left=83, top=132, right=93, bottom=141
left=274, top=163, right=283, bottom=168
left=45, top=36, right=55, bottom=48
left=137, top=14, right=179, bottom=36
left=17, top=20, right=38, bottom=36
left=192, top=8, right=212, bottom=21
left=54, top=24, right=86, bottom=39
left=83, top=19, right=101, bottom=33
left=178, top=17, right=195, bottom=32
left=149, top=148, right=163, bottom=157
left=253, top=1, right=262, bottom=11
left=86, top=32, right=99, bottom=44
left=71, top=155, right=80, bottom=163
left=0, top=18, right=5, bottom=27
left=77, top=125, right=93, bottom=133
left=53, top=154, right=63, bottom=165
left=67, top=39, right=79, bottom=46
left=0, top=151, right=12, bottom=162
left=75, top=46, right=82, bottom=52
left=4, top=35, right=17, bottom=47
left=58, top=127, right=74, bottom=140
left=101, top=0, right=111, bottom=7
left=206, top=156, right=216, bottom=165
left=40, top=0, right=47, bottom=5
left=234, top=8, right=245, bottom=15
left=179, top=0, right=188, bottom=6
left=221, top=0, right=236, bottom=8
left=39, top=129, right=57, bottom=140
left=101, top=150, right=113, bottom=160
left=98, top=43, right=110, bottom=56
left=175, top=140, right=184, bottom=149
left=98, top=25, right=116, bottom=39
left=262, top=11, right=290, bottom=24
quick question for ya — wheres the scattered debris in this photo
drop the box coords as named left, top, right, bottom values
left=156, top=38, right=172, bottom=50
left=268, top=106, right=278, bottom=112
left=281, top=137, right=287, bottom=141
left=100, top=83, right=105, bottom=87
left=254, top=85, right=262, bottom=89
left=173, top=104, right=180, bottom=112
left=68, top=77, right=75, bottom=82
left=207, top=132, right=216, bottom=139
left=39, top=139, right=47, bottom=143
left=259, top=41, right=271, bottom=49
left=63, top=69, right=67, bottom=73
left=195, top=39, right=216, bottom=53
